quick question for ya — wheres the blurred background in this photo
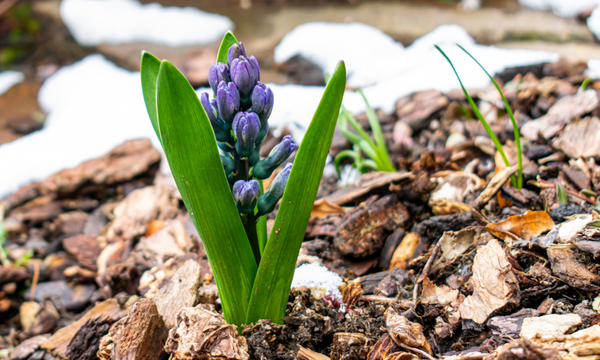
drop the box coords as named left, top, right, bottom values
left=1, top=0, right=600, bottom=196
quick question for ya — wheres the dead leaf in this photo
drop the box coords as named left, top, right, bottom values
left=420, top=277, right=460, bottom=307
left=311, top=199, right=347, bottom=218
left=553, top=116, right=600, bottom=158
left=459, top=239, right=520, bottom=324
left=547, top=246, right=600, bottom=291
left=430, top=199, right=472, bottom=216
left=145, top=220, right=165, bottom=237
left=431, top=229, right=478, bottom=273
left=385, top=308, right=433, bottom=355
left=486, top=210, right=555, bottom=240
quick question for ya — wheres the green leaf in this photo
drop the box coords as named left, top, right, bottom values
left=141, top=51, right=162, bottom=143
left=216, top=31, right=238, bottom=65
left=246, top=61, right=347, bottom=325
left=155, top=60, right=257, bottom=326
left=334, top=149, right=359, bottom=177
left=435, top=45, right=517, bottom=188
left=256, top=180, right=268, bottom=254
left=457, top=44, right=522, bottom=189
left=556, top=183, right=569, bottom=205
left=359, top=90, right=394, bottom=172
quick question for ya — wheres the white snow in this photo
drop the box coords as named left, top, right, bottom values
left=0, top=55, right=157, bottom=198
left=0, top=23, right=560, bottom=198
left=518, top=0, right=600, bottom=17
left=60, top=0, right=233, bottom=47
left=588, top=7, right=600, bottom=41
left=585, top=59, right=600, bottom=78
left=0, top=71, right=24, bottom=96
left=291, top=262, right=343, bottom=300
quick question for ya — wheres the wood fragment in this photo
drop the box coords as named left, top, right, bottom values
left=324, top=172, right=412, bottom=206
left=296, top=346, right=330, bottom=360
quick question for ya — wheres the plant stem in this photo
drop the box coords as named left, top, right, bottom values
left=243, top=212, right=261, bottom=265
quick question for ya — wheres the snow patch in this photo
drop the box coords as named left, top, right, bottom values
left=0, top=71, right=24, bottom=96
left=60, top=0, right=233, bottom=46
left=291, top=262, right=343, bottom=300
left=518, top=0, right=600, bottom=17
left=585, top=59, right=600, bottom=78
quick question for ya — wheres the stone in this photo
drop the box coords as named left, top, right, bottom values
left=25, top=281, right=96, bottom=311
left=62, top=234, right=101, bottom=271
left=520, top=314, right=582, bottom=339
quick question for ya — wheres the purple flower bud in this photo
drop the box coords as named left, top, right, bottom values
left=257, top=163, right=292, bottom=215
left=208, top=63, right=230, bottom=95
left=216, top=81, right=240, bottom=127
left=230, top=56, right=260, bottom=106
left=232, top=111, right=260, bottom=157
left=232, top=179, right=260, bottom=215
left=200, top=92, right=230, bottom=143
left=227, top=43, right=247, bottom=67
left=255, top=120, right=269, bottom=147
left=252, top=81, right=273, bottom=125
left=251, top=135, right=298, bottom=179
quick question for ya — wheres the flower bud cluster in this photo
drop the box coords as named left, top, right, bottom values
left=201, top=43, right=298, bottom=216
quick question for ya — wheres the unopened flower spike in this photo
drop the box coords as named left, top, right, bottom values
left=216, top=81, right=240, bottom=127
left=200, top=92, right=231, bottom=143
left=257, top=163, right=292, bottom=216
left=233, top=179, right=260, bottom=215
left=252, top=135, right=298, bottom=179
left=230, top=54, right=260, bottom=108
left=208, top=63, right=230, bottom=95
left=233, top=111, right=260, bottom=157
left=252, top=81, right=274, bottom=125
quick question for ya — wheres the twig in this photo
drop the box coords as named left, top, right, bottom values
left=413, top=237, right=443, bottom=304
left=536, top=179, right=597, bottom=205
left=29, top=261, right=39, bottom=302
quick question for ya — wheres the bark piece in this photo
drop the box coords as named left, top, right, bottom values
left=297, top=346, right=330, bottom=360
left=65, top=313, right=115, bottom=360
left=153, top=259, right=202, bottom=329
left=10, top=334, right=50, bottom=360
left=105, top=185, right=176, bottom=242
left=459, top=240, right=520, bottom=325
left=164, top=304, right=249, bottom=360
left=42, top=299, right=123, bottom=358
left=547, top=246, right=600, bottom=291
left=62, top=234, right=101, bottom=271
left=98, top=298, right=168, bottom=360
left=525, top=325, right=600, bottom=360
left=378, top=229, right=405, bottom=270
left=493, top=338, right=561, bottom=360
left=396, top=90, right=449, bottom=131
left=334, top=195, right=410, bottom=258
left=487, top=308, right=540, bottom=342
left=553, top=116, right=600, bottom=158
left=331, top=333, right=371, bottom=360
left=521, top=89, right=598, bottom=140
left=324, top=172, right=412, bottom=206
left=388, top=232, right=420, bottom=270
left=25, top=281, right=96, bottom=312
left=367, top=334, right=400, bottom=360
left=55, top=211, right=88, bottom=235
left=520, top=314, right=582, bottom=340
left=38, top=138, right=160, bottom=196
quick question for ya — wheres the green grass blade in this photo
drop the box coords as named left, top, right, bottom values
left=156, top=60, right=257, bottom=326
left=246, top=61, right=347, bottom=325
left=457, top=44, right=522, bottom=189
left=216, top=31, right=238, bottom=65
left=334, top=149, right=359, bottom=177
left=556, top=183, right=569, bottom=204
left=141, top=51, right=162, bottom=143
left=358, top=90, right=394, bottom=172
left=435, top=45, right=516, bottom=188
left=358, top=159, right=379, bottom=172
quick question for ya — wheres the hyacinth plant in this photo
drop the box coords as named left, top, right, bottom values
left=140, top=31, right=346, bottom=328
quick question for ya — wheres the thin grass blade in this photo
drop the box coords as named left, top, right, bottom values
left=457, top=44, right=522, bottom=189
left=245, top=61, right=347, bottom=325
left=435, top=45, right=516, bottom=188
left=335, top=149, right=359, bottom=177
left=359, top=90, right=394, bottom=172
left=155, top=60, right=257, bottom=326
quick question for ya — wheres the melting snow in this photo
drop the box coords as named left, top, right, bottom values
left=60, top=0, right=233, bottom=47
left=291, top=262, right=343, bottom=300
left=518, top=0, right=600, bottom=17
left=0, top=23, right=560, bottom=197
left=0, top=71, right=24, bottom=96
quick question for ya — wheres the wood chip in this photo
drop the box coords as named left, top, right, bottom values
left=553, top=116, right=600, bottom=158
left=473, top=164, right=518, bottom=208
left=324, top=172, right=412, bottom=206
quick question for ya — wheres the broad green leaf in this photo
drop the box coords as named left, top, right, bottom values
left=435, top=45, right=517, bottom=188
left=155, top=60, right=257, bottom=326
left=216, top=31, right=238, bottom=65
left=141, top=51, right=162, bottom=143
left=256, top=180, right=268, bottom=254
left=457, top=44, right=522, bottom=189
left=246, top=61, right=347, bottom=324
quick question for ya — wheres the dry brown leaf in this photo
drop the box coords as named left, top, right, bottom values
left=431, top=229, right=478, bottom=273
left=430, top=199, right=472, bottom=215
left=385, top=308, right=433, bottom=355
left=311, top=199, right=347, bottom=218
left=145, top=219, right=165, bottom=237
left=420, top=277, right=459, bottom=307
left=486, top=210, right=555, bottom=240
left=459, top=239, right=520, bottom=324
